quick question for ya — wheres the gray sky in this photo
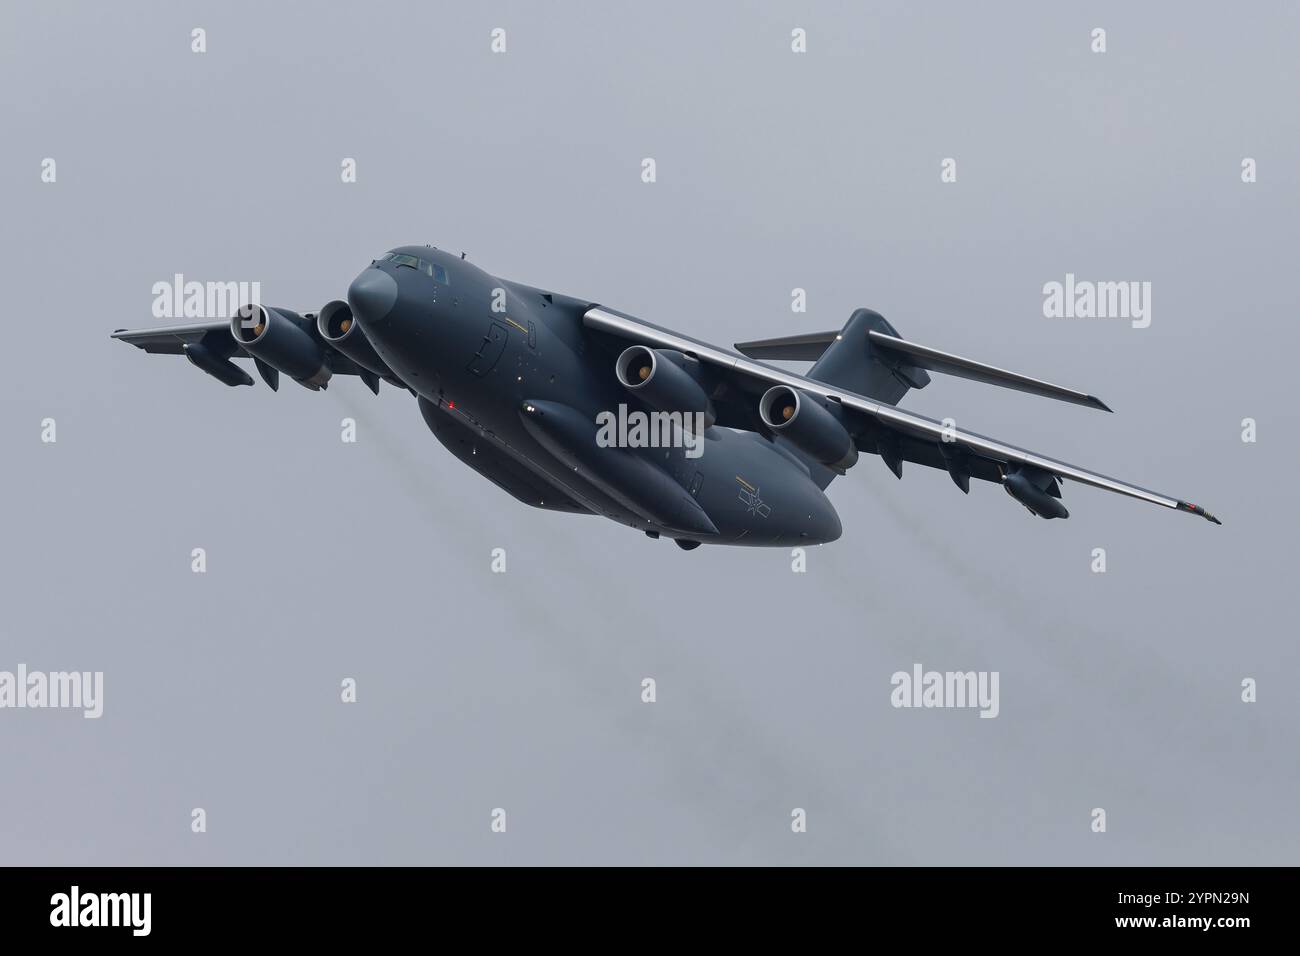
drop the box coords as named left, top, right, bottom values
left=1, top=0, right=1296, bottom=864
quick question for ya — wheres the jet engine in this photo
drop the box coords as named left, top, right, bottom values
left=317, top=300, right=394, bottom=379
left=1003, top=465, right=1069, bottom=519
left=758, top=385, right=859, bottom=472
left=230, top=305, right=331, bottom=390
left=615, top=346, right=715, bottom=427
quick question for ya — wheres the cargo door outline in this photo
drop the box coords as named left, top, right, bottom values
left=468, top=322, right=508, bottom=376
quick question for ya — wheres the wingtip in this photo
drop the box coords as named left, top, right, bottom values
left=1088, top=395, right=1114, bottom=413
left=1178, top=501, right=1222, bottom=525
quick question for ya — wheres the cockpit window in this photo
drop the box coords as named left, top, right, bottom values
left=381, top=252, right=450, bottom=285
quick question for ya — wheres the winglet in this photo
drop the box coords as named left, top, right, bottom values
left=1177, top=501, right=1222, bottom=525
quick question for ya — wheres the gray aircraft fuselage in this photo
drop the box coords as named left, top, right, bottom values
left=347, top=246, right=841, bottom=548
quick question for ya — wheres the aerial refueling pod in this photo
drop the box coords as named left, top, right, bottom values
left=317, top=300, right=394, bottom=380
left=757, top=385, right=859, bottom=473
left=1003, top=465, right=1069, bottom=519
left=182, top=341, right=254, bottom=387
left=230, top=304, right=331, bottom=390
left=615, top=346, right=715, bottom=428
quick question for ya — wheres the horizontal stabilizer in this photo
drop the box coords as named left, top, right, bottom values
left=867, top=330, right=1111, bottom=412
left=735, top=330, right=839, bottom=362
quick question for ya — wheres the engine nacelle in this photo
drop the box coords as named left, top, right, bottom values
left=1003, top=465, right=1069, bottom=519
left=758, top=385, right=859, bottom=472
left=615, top=346, right=715, bottom=428
left=230, top=305, right=331, bottom=390
left=317, top=300, right=394, bottom=378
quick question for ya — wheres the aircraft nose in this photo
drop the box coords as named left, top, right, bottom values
left=347, top=268, right=399, bottom=327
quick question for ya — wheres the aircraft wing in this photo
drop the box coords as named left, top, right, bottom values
left=113, top=313, right=389, bottom=393
left=581, top=306, right=1220, bottom=524
left=734, top=327, right=1111, bottom=411
left=112, top=320, right=231, bottom=355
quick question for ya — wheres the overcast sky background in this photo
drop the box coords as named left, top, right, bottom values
left=1, top=1, right=1297, bottom=865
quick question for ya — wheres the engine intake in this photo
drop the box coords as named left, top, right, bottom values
left=231, top=305, right=330, bottom=390
left=758, top=385, right=858, bottom=472
left=317, top=300, right=394, bottom=378
left=615, top=346, right=715, bottom=428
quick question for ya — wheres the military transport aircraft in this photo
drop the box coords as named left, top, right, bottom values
left=113, top=246, right=1220, bottom=550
